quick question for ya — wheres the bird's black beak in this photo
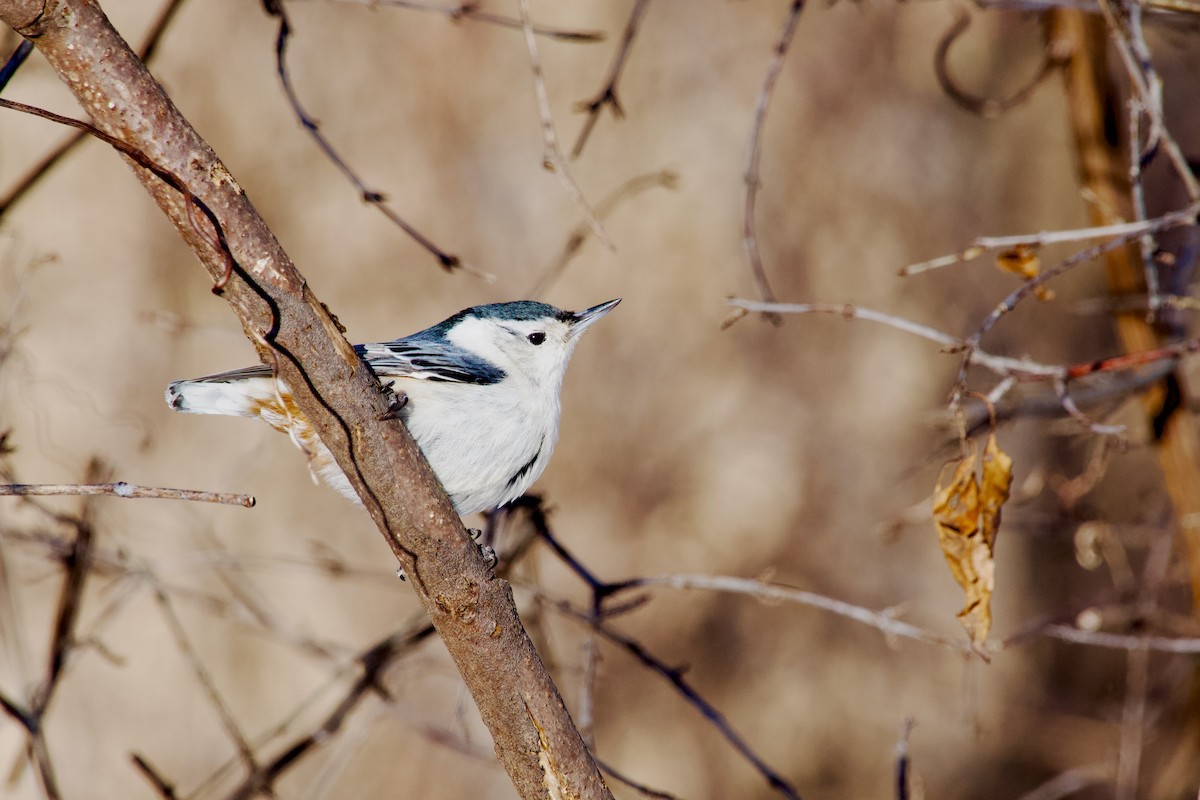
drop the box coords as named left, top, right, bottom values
left=569, top=298, right=621, bottom=338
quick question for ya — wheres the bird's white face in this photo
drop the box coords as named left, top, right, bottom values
left=447, top=315, right=581, bottom=389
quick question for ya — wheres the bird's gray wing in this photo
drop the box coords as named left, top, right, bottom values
left=179, top=339, right=505, bottom=386
left=356, top=339, right=506, bottom=385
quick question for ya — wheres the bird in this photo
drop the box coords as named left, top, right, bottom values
left=165, top=299, right=620, bottom=515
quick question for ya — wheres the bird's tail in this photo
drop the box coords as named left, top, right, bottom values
left=165, top=376, right=279, bottom=418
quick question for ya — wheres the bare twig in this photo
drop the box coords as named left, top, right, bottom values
left=1037, top=624, right=1200, bottom=653
left=0, top=481, right=256, bottom=506
left=727, top=298, right=1061, bottom=381
left=570, top=0, right=651, bottom=158
left=933, top=8, right=1067, bottom=118
left=263, top=1, right=487, bottom=279
left=528, top=168, right=677, bottom=297
left=949, top=217, right=1199, bottom=406
left=616, top=573, right=970, bottom=652
left=516, top=0, right=615, bottom=250
left=594, top=757, right=684, bottom=800
left=1052, top=376, right=1127, bottom=436
left=1015, top=764, right=1113, bottom=800
left=307, top=0, right=606, bottom=42
left=151, top=584, right=258, bottom=769
left=895, top=718, right=915, bottom=800
left=224, top=623, right=436, bottom=800
left=0, top=36, right=30, bottom=90
left=742, top=0, right=805, bottom=316
left=979, top=0, right=1200, bottom=14
left=899, top=200, right=1200, bottom=276
left=549, top=597, right=804, bottom=800
left=130, top=753, right=180, bottom=800
left=0, top=463, right=105, bottom=800
left=0, top=0, right=189, bottom=219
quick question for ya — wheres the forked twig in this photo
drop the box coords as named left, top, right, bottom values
left=570, top=0, right=651, bottom=158
left=516, top=0, right=615, bottom=250
left=742, top=0, right=805, bottom=318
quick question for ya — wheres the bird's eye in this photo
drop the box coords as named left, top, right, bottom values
left=527, top=332, right=546, bottom=346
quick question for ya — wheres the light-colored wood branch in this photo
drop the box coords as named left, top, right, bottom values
left=0, top=482, right=256, bottom=506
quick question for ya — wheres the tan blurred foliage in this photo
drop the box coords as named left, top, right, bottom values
left=0, top=1, right=1198, bottom=798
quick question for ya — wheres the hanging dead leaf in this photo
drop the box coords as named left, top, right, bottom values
left=996, top=245, right=1053, bottom=301
left=932, top=431, right=1013, bottom=652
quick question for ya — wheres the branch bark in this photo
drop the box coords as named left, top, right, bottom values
left=0, top=1, right=611, bottom=797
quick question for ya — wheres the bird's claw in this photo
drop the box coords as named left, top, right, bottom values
left=394, top=531, right=496, bottom=582
left=378, top=390, right=409, bottom=421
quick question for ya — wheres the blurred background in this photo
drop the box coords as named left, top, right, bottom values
left=1, top=0, right=1198, bottom=797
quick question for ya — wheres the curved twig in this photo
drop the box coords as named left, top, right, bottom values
left=934, top=8, right=1068, bottom=119
left=742, top=0, right=805, bottom=319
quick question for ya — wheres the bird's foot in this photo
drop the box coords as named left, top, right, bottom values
left=394, top=530, right=496, bottom=582
left=378, top=383, right=409, bottom=421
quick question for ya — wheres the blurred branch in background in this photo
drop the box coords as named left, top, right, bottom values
left=570, top=0, right=651, bottom=159
left=0, top=460, right=105, bottom=800
left=516, top=0, right=615, bottom=251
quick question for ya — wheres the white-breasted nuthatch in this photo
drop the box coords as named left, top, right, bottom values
left=165, top=299, right=620, bottom=514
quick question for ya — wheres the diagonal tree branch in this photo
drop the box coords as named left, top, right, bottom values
left=0, top=2, right=611, bottom=798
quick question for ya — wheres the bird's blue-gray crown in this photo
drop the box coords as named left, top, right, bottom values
left=415, top=301, right=574, bottom=341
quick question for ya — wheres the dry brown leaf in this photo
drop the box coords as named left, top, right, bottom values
left=932, top=432, right=1013, bottom=651
left=996, top=245, right=1054, bottom=301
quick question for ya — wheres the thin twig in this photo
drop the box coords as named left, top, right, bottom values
left=1039, top=624, right=1200, bottom=653
left=570, top=0, right=651, bottom=158
left=150, top=584, right=258, bottom=770
left=594, top=757, right=682, bottom=800
left=1015, top=764, right=1112, bottom=800
left=528, top=168, right=677, bottom=297
left=742, top=0, right=805, bottom=316
left=618, top=574, right=970, bottom=652
left=1100, top=0, right=1161, bottom=316
left=933, top=8, right=1067, bottom=119
left=727, top=299, right=1065, bottom=379
left=899, top=200, right=1200, bottom=276
left=978, top=0, right=1200, bottom=14
left=130, top=754, right=180, bottom=800
left=1115, top=519, right=1175, bottom=799
left=549, top=598, right=804, bottom=800
left=263, top=1, right=487, bottom=278
left=516, top=0, right=615, bottom=250
left=224, top=623, right=436, bottom=800
left=1052, top=376, right=1127, bottom=436
left=0, top=482, right=256, bottom=506
left=306, top=0, right=606, bottom=41
left=895, top=718, right=915, bottom=800
left=0, top=37, right=31, bottom=90
left=950, top=210, right=1200, bottom=406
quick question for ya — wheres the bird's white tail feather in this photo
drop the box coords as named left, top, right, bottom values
left=165, top=378, right=281, bottom=418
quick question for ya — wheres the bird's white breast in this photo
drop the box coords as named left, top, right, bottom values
left=399, top=375, right=560, bottom=514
